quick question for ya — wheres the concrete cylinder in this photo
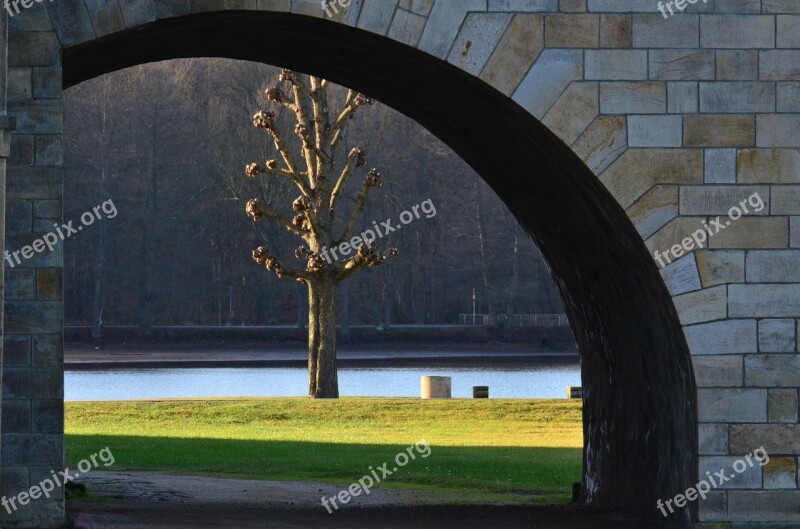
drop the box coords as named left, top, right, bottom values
left=421, top=376, right=451, bottom=399
left=473, top=386, right=489, bottom=398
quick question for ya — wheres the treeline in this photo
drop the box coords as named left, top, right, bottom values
left=63, top=59, right=564, bottom=329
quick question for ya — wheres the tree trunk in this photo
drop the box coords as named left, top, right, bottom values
left=308, top=279, right=338, bottom=398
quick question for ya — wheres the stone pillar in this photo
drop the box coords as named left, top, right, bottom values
left=1, top=3, right=64, bottom=527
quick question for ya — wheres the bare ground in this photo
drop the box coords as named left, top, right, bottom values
left=68, top=471, right=663, bottom=529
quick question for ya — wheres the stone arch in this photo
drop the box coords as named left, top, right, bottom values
left=4, top=4, right=698, bottom=527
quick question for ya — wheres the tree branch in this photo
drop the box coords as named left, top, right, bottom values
left=337, top=169, right=382, bottom=245
left=246, top=198, right=304, bottom=237
left=329, top=147, right=365, bottom=214
left=335, top=243, right=398, bottom=282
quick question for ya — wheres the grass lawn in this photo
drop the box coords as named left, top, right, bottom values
left=66, top=398, right=582, bottom=504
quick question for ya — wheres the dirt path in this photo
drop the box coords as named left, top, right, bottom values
left=69, top=471, right=664, bottom=529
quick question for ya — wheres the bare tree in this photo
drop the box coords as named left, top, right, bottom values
left=244, top=72, right=398, bottom=398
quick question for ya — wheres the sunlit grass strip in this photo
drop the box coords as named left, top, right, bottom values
left=66, top=398, right=582, bottom=503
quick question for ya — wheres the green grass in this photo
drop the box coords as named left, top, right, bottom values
left=66, top=398, right=582, bottom=503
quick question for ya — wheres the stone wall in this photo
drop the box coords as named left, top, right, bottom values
left=2, top=0, right=800, bottom=526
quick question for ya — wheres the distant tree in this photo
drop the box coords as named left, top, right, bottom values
left=244, top=71, right=397, bottom=398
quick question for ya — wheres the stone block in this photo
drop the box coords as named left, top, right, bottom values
left=418, top=0, right=485, bottom=58
left=9, top=103, right=62, bottom=134
left=684, top=319, right=757, bottom=355
left=778, top=15, right=800, bottom=48
left=673, top=285, right=727, bottom=325
left=761, top=51, right=800, bottom=81
left=513, top=49, right=583, bottom=118
left=701, top=15, right=775, bottom=48
left=727, top=491, right=800, bottom=521
left=648, top=216, right=706, bottom=265
left=10, top=134, right=34, bottom=168
left=692, top=354, right=743, bottom=387
left=627, top=115, right=681, bottom=147
left=4, top=336, right=31, bottom=367
left=738, top=149, right=800, bottom=183
left=30, top=368, right=63, bottom=400
left=88, top=1, right=125, bottom=38
left=764, top=0, right=800, bottom=12
left=8, top=68, right=32, bottom=102
left=699, top=456, right=763, bottom=488
left=3, top=369, right=33, bottom=399
left=659, top=253, right=702, bottom=295
left=745, top=249, right=800, bottom=281
left=668, top=81, right=699, bottom=113
left=699, top=423, right=729, bottom=455
left=572, top=115, right=627, bottom=174
left=586, top=50, right=646, bottom=80
left=695, top=250, right=745, bottom=287
left=357, top=0, right=397, bottom=34
left=542, top=82, right=598, bottom=145
left=765, top=457, right=797, bottom=489
left=46, top=0, right=96, bottom=47
left=769, top=388, right=799, bottom=422
left=758, top=318, right=797, bottom=351
left=32, top=67, right=63, bottom=99
left=599, top=82, right=666, bottom=114
left=729, top=284, right=800, bottom=317
left=8, top=32, right=59, bottom=67
left=0, top=466, right=30, bottom=498
left=778, top=82, right=800, bottom=112
left=387, top=9, right=426, bottom=47
left=627, top=185, right=678, bottom=239
left=489, top=0, right=557, bottom=10
left=699, top=82, right=776, bottom=113
left=758, top=115, right=800, bottom=148
left=32, top=334, right=63, bottom=367
left=481, top=14, right=544, bottom=96
left=679, top=185, right=768, bottom=216
left=714, top=0, right=762, bottom=13
left=632, top=14, right=699, bottom=48
left=698, top=388, right=767, bottom=422
left=793, top=216, right=800, bottom=247
left=745, top=354, right=800, bottom=386
left=37, top=269, right=62, bottom=300
left=704, top=149, right=736, bottom=184
left=559, top=0, right=585, bottom=11
left=545, top=14, right=599, bottom=48
left=730, top=424, right=800, bottom=453
left=32, top=400, right=63, bottom=433
left=4, top=301, right=63, bottom=334
left=156, top=0, right=191, bottom=18
left=448, top=13, right=512, bottom=76
left=649, top=50, right=714, bottom=81
left=586, top=0, right=654, bottom=10
left=599, top=14, right=630, bottom=48
left=7, top=166, right=62, bottom=199
left=6, top=197, right=32, bottom=231
left=697, top=491, right=728, bottom=522
left=600, top=149, right=702, bottom=208
left=398, top=0, right=433, bottom=16
left=2, top=400, right=31, bottom=433
left=34, top=135, right=63, bottom=166
left=5, top=269, right=35, bottom=300
left=716, top=50, right=758, bottom=81
left=684, top=115, right=755, bottom=148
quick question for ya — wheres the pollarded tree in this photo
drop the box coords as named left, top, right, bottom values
left=244, top=71, right=398, bottom=398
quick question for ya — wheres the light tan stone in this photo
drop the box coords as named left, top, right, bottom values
left=545, top=14, right=598, bottom=48
left=708, top=218, right=789, bottom=249
left=695, top=250, right=745, bottom=287
left=600, top=149, right=702, bottom=209
left=571, top=115, right=627, bottom=175
left=684, top=115, right=756, bottom=148
left=738, top=149, right=800, bottom=183
left=673, top=285, right=728, bottom=325
left=481, top=15, right=545, bottom=96
left=626, top=185, right=678, bottom=239
left=693, top=355, right=743, bottom=387
left=542, top=82, right=598, bottom=145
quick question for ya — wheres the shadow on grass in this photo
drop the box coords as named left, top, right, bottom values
left=67, top=435, right=582, bottom=502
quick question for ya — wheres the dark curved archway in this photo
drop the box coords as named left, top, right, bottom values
left=62, top=11, right=697, bottom=525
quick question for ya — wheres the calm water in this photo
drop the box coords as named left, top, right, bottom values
left=65, top=365, right=581, bottom=400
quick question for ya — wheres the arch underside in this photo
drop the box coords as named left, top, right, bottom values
left=62, top=11, right=697, bottom=525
